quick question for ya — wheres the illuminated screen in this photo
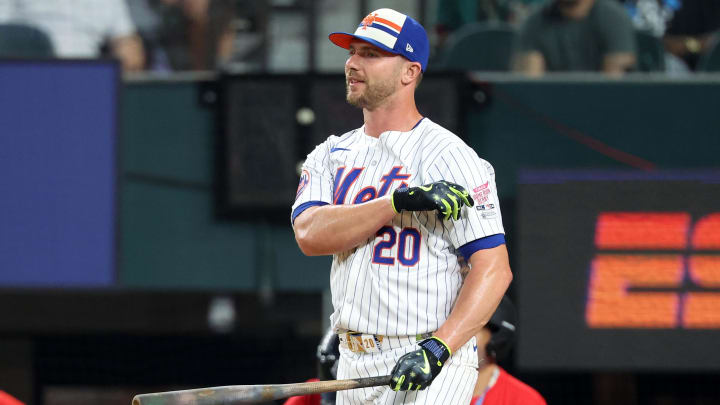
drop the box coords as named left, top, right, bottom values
left=0, top=60, right=118, bottom=287
left=516, top=170, right=720, bottom=370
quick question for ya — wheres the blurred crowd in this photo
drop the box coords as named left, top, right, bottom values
left=0, top=0, right=237, bottom=72
left=434, top=0, right=720, bottom=75
left=0, top=0, right=718, bottom=75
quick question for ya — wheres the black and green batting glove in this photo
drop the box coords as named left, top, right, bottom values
left=391, top=181, right=474, bottom=221
left=389, top=337, right=451, bottom=391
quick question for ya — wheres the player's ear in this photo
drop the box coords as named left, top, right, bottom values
left=401, top=62, right=422, bottom=86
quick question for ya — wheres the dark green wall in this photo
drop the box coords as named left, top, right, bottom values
left=118, top=76, right=720, bottom=290
left=119, top=80, right=330, bottom=290
left=467, top=78, right=720, bottom=199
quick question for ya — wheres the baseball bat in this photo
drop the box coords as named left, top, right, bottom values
left=132, top=375, right=391, bottom=405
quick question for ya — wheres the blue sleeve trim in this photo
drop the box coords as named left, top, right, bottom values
left=458, top=234, right=506, bottom=262
left=291, top=201, right=329, bottom=224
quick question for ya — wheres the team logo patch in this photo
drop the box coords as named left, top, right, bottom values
left=353, top=9, right=406, bottom=49
left=296, top=169, right=310, bottom=200
left=361, top=13, right=377, bottom=30
left=473, top=182, right=490, bottom=204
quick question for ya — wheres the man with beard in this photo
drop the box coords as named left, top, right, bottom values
left=513, top=0, right=636, bottom=75
left=291, top=8, right=512, bottom=405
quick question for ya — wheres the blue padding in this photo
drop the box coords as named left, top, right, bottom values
left=291, top=201, right=329, bottom=224
left=458, top=234, right=506, bottom=261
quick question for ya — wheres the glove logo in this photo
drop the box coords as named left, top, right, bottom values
left=420, top=352, right=431, bottom=374
left=389, top=337, right=451, bottom=391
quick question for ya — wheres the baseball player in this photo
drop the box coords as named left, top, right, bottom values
left=471, top=296, right=546, bottom=405
left=291, top=7, right=512, bottom=404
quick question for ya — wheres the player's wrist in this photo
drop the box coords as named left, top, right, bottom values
left=391, top=188, right=409, bottom=214
left=419, top=336, right=451, bottom=365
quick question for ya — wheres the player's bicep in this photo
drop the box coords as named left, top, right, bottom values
left=458, top=234, right=506, bottom=263
left=291, top=200, right=329, bottom=226
left=292, top=203, right=326, bottom=238
left=467, top=243, right=511, bottom=279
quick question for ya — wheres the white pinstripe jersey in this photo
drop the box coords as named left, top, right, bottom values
left=291, top=118, right=504, bottom=337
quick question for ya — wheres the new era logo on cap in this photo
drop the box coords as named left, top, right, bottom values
left=328, top=8, right=429, bottom=72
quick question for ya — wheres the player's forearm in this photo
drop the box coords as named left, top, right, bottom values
left=433, top=245, right=513, bottom=353
left=512, top=51, right=545, bottom=77
left=112, top=35, right=145, bottom=72
left=293, top=196, right=396, bottom=256
left=602, top=52, right=635, bottom=76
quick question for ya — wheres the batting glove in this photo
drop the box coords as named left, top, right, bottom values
left=391, top=181, right=474, bottom=220
left=389, top=337, right=451, bottom=391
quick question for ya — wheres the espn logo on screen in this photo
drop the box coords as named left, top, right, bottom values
left=585, top=212, right=720, bottom=329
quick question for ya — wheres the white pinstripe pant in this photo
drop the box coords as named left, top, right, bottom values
left=337, top=337, right=478, bottom=405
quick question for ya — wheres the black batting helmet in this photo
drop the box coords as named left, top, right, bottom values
left=316, top=326, right=340, bottom=405
left=485, top=296, right=517, bottom=362
left=317, top=326, right=340, bottom=380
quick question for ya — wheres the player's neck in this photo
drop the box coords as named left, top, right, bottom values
left=361, top=95, right=423, bottom=138
left=473, top=363, right=499, bottom=397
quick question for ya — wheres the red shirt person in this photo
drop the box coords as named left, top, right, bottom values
left=470, top=297, right=546, bottom=405
left=0, top=391, right=24, bottom=405
left=471, top=366, right=545, bottom=405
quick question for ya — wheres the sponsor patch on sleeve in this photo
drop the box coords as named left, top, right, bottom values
left=473, top=182, right=491, bottom=204
left=475, top=203, right=497, bottom=218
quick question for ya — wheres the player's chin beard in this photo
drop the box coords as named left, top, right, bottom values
left=346, top=76, right=397, bottom=110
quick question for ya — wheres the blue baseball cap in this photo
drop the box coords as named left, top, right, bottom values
left=329, top=8, right=430, bottom=72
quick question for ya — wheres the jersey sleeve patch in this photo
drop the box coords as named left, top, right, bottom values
left=295, top=169, right=311, bottom=201
left=291, top=200, right=329, bottom=224
left=472, top=181, right=491, bottom=204
left=458, top=234, right=505, bottom=261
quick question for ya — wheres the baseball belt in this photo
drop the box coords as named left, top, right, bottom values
left=337, top=330, right=433, bottom=354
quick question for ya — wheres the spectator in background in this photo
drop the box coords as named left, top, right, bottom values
left=0, top=0, right=144, bottom=71
left=513, top=0, right=636, bottom=76
left=621, top=0, right=687, bottom=73
left=283, top=327, right=339, bottom=405
left=470, top=296, right=546, bottom=405
left=435, top=0, right=544, bottom=49
left=662, top=0, right=720, bottom=70
left=622, top=0, right=680, bottom=37
left=127, top=0, right=235, bottom=71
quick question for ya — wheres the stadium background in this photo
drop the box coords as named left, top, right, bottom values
left=2, top=0, right=720, bottom=404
